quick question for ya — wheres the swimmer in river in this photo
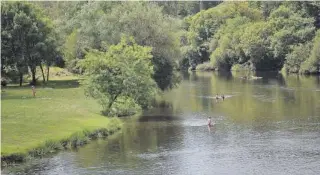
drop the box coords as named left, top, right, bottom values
left=215, top=94, right=219, bottom=99
left=207, top=117, right=212, bottom=127
left=207, top=117, right=214, bottom=132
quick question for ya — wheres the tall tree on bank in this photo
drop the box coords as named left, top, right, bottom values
left=1, top=2, right=58, bottom=85
left=79, top=36, right=157, bottom=116
left=59, top=2, right=181, bottom=90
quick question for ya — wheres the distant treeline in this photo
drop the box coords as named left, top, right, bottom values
left=2, top=1, right=320, bottom=85
left=181, top=2, right=320, bottom=74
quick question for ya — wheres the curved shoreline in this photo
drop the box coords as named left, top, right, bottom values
left=1, top=126, right=121, bottom=167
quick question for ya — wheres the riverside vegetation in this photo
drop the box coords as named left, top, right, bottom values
left=1, top=1, right=320, bottom=166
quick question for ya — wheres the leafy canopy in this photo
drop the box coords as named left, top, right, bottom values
left=79, top=36, right=158, bottom=116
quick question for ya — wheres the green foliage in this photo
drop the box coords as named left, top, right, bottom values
left=180, top=46, right=201, bottom=70
left=79, top=36, right=158, bottom=116
left=196, top=62, right=215, bottom=71
left=208, top=10, right=263, bottom=70
left=249, top=1, right=282, bottom=18
left=300, top=30, right=320, bottom=74
left=99, top=2, right=181, bottom=90
left=63, top=29, right=83, bottom=73
left=153, top=1, right=221, bottom=18
left=3, top=0, right=320, bottom=92
left=239, top=22, right=274, bottom=70
left=187, top=2, right=262, bottom=69
left=231, top=63, right=252, bottom=72
left=153, top=1, right=200, bottom=17
left=187, top=2, right=262, bottom=46
left=283, top=43, right=312, bottom=73
left=268, top=5, right=315, bottom=60
left=63, top=29, right=78, bottom=63
left=55, top=2, right=181, bottom=90
left=186, top=2, right=317, bottom=72
left=1, top=2, right=59, bottom=85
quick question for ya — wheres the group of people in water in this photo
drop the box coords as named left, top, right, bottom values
left=215, top=94, right=225, bottom=101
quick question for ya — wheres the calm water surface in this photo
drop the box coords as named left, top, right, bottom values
left=4, top=72, right=320, bottom=175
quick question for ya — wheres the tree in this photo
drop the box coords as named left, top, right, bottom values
left=268, top=5, right=315, bottom=69
left=56, top=1, right=180, bottom=90
left=79, top=36, right=158, bottom=116
left=1, top=2, right=59, bottom=85
left=186, top=2, right=262, bottom=68
left=283, top=43, right=312, bottom=73
left=300, top=30, right=320, bottom=74
left=249, top=1, right=282, bottom=19
left=204, top=3, right=316, bottom=72
left=98, top=2, right=181, bottom=90
left=1, top=2, right=32, bottom=86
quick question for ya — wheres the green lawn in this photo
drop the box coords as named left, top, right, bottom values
left=1, top=75, right=122, bottom=156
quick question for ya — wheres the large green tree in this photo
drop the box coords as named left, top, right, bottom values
left=300, top=30, right=320, bottom=74
left=79, top=36, right=157, bottom=116
left=59, top=1, right=181, bottom=90
left=1, top=2, right=59, bottom=85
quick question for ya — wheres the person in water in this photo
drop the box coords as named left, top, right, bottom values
left=207, top=117, right=212, bottom=127
left=221, top=94, right=225, bottom=100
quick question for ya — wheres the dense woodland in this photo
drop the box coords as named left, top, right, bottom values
left=1, top=1, right=320, bottom=116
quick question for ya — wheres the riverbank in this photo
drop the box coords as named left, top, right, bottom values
left=193, top=62, right=320, bottom=75
left=1, top=72, right=122, bottom=166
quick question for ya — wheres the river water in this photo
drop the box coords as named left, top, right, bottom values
left=4, top=71, right=320, bottom=175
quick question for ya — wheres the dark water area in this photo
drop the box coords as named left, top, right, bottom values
left=3, top=71, right=320, bottom=175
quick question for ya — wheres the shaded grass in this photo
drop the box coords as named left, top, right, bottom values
left=1, top=76, right=122, bottom=165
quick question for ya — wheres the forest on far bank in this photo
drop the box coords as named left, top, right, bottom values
left=2, top=1, right=320, bottom=85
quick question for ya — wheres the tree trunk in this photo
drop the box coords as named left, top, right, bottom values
left=199, top=0, right=204, bottom=11
left=105, top=93, right=120, bottom=115
left=30, top=67, right=36, bottom=85
left=19, top=72, right=23, bottom=86
left=46, top=66, right=50, bottom=82
left=40, top=64, right=46, bottom=83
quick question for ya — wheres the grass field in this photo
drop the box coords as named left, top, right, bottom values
left=1, top=68, right=122, bottom=159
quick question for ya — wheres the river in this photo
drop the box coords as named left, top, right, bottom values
left=4, top=71, right=320, bottom=175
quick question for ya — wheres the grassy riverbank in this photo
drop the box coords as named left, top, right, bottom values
left=1, top=69, right=122, bottom=165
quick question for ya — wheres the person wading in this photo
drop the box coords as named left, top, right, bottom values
left=207, top=117, right=212, bottom=127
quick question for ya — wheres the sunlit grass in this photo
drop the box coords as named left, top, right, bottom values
left=1, top=72, right=122, bottom=157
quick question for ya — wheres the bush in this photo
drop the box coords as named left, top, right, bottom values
left=1, top=78, right=8, bottom=87
left=67, top=59, right=83, bottom=74
left=180, top=46, right=201, bottom=70
left=196, top=62, right=215, bottom=71
left=283, top=43, right=312, bottom=73
left=105, top=97, right=141, bottom=117
left=300, top=31, right=320, bottom=74
left=80, top=36, right=157, bottom=117
left=231, top=63, right=253, bottom=72
left=178, top=57, right=190, bottom=70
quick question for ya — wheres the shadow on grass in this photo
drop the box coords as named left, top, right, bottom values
left=43, top=79, right=80, bottom=89
left=1, top=95, right=36, bottom=100
left=2, top=79, right=81, bottom=89
left=1, top=79, right=81, bottom=100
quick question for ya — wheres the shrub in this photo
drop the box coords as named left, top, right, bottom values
left=196, top=62, right=215, bottom=71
